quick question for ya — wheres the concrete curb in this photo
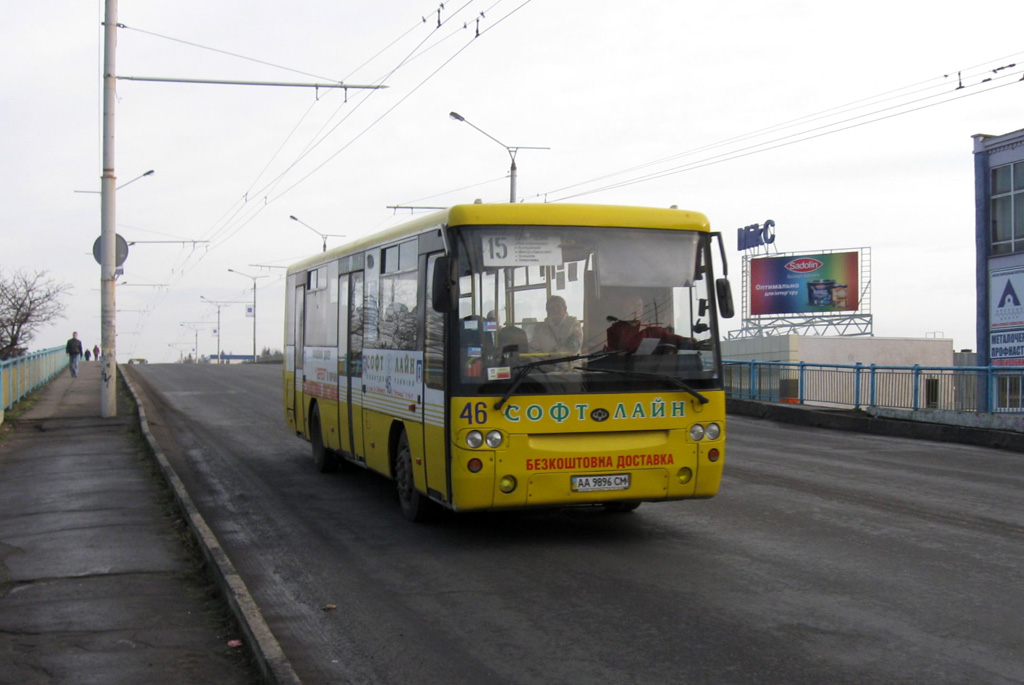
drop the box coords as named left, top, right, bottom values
left=120, top=368, right=302, bottom=685
left=727, top=398, right=1024, bottom=453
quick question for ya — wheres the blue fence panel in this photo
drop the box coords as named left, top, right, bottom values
left=1, top=347, right=68, bottom=413
left=723, top=360, right=1024, bottom=415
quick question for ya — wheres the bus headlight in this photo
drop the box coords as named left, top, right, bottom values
left=499, top=475, right=517, bottom=493
left=466, top=430, right=483, bottom=448
left=689, top=424, right=705, bottom=441
left=705, top=422, right=721, bottom=440
left=485, top=430, right=504, bottom=448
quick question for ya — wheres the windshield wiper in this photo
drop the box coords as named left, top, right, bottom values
left=493, top=351, right=617, bottom=411
left=580, top=367, right=709, bottom=404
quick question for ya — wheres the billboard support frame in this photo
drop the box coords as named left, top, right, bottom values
left=728, top=247, right=873, bottom=339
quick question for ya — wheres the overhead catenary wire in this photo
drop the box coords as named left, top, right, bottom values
left=187, top=0, right=532, bottom=258
left=116, top=1, right=531, bottom=334
left=542, top=54, right=1024, bottom=203
left=550, top=49, right=1024, bottom=197
left=176, top=0, right=484, bottom=258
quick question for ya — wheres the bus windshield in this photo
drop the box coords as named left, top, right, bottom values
left=453, top=224, right=721, bottom=396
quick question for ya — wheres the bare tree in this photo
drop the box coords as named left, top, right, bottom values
left=0, top=269, right=72, bottom=360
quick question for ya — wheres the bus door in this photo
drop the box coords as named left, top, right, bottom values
left=336, top=274, right=354, bottom=459
left=347, top=271, right=366, bottom=462
left=421, top=252, right=449, bottom=501
left=292, top=282, right=306, bottom=435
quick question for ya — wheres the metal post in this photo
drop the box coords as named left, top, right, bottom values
left=509, top=157, right=517, bottom=203
left=853, top=362, right=862, bottom=409
left=100, top=0, right=118, bottom=417
left=228, top=269, right=263, bottom=363
left=252, top=283, right=258, bottom=362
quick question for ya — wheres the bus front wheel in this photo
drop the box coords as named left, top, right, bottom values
left=310, top=405, right=338, bottom=473
left=394, top=431, right=430, bottom=522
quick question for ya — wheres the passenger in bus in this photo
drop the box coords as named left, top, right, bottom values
left=605, top=294, right=693, bottom=354
left=532, top=295, right=582, bottom=356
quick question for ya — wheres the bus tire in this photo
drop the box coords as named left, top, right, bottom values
left=310, top=404, right=338, bottom=473
left=394, top=430, right=430, bottom=522
left=604, top=501, right=641, bottom=513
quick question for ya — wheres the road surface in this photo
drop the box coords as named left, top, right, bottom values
left=126, top=363, right=1024, bottom=684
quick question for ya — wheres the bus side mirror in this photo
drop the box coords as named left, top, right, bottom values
left=431, top=255, right=454, bottom=312
left=716, top=278, right=735, bottom=319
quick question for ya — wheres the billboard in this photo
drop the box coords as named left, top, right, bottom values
left=989, top=266, right=1024, bottom=330
left=989, top=266, right=1024, bottom=366
left=750, top=252, right=859, bottom=316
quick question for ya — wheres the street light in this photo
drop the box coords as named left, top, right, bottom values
left=180, top=322, right=207, bottom=362
left=449, top=111, right=549, bottom=203
left=200, top=296, right=226, bottom=364
left=116, top=169, right=155, bottom=191
left=200, top=297, right=248, bottom=364
left=289, top=215, right=346, bottom=252
left=228, top=268, right=267, bottom=363
left=74, top=169, right=155, bottom=194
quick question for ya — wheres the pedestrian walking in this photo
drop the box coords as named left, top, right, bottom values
left=93, top=344, right=100, bottom=361
left=66, top=331, right=83, bottom=378
left=84, top=348, right=91, bottom=361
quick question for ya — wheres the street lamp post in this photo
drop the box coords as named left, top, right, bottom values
left=200, top=296, right=225, bottom=364
left=449, top=111, right=549, bottom=203
left=74, top=169, right=155, bottom=194
left=200, top=297, right=248, bottom=364
left=228, top=268, right=267, bottom=363
left=289, top=215, right=346, bottom=252
left=180, top=322, right=206, bottom=362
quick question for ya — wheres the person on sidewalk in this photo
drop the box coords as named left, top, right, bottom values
left=93, top=344, right=100, bottom=361
left=66, top=331, right=83, bottom=378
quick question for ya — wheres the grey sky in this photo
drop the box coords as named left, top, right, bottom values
left=3, top=1, right=1022, bottom=361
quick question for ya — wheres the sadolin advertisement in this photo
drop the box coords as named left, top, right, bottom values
left=750, top=252, right=859, bottom=316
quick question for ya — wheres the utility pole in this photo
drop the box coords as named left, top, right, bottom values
left=100, top=0, right=118, bottom=417
left=200, top=298, right=247, bottom=364
left=228, top=269, right=267, bottom=363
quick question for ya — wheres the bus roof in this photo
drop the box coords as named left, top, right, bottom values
left=286, top=203, right=710, bottom=275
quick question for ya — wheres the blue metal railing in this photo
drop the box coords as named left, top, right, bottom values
left=723, top=360, right=1024, bottom=414
left=1, top=347, right=69, bottom=414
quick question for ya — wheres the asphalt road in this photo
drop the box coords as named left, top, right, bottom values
left=125, top=363, right=1024, bottom=685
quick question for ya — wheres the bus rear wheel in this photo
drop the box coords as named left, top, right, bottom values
left=310, top=404, right=338, bottom=473
left=394, top=431, right=430, bottom=522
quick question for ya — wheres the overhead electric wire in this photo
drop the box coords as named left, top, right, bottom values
left=195, top=0, right=530, bottom=255
left=124, top=1, right=527, bottom=295
left=544, top=53, right=1023, bottom=200
left=544, top=57, right=1024, bottom=203
left=186, top=1, right=482, bottom=255
left=118, top=24, right=343, bottom=83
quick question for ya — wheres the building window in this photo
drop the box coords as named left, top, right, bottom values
left=991, top=161, right=1024, bottom=255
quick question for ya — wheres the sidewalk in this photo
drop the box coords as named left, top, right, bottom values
left=0, top=362, right=253, bottom=684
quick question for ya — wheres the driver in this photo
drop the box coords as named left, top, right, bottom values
left=605, top=294, right=692, bottom=354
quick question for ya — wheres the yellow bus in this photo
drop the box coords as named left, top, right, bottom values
left=284, top=203, right=735, bottom=521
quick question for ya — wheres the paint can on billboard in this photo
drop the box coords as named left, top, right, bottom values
left=831, top=284, right=848, bottom=308
left=807, top=279, right=836, bottom=306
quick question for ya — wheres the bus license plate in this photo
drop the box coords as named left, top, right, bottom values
left=571, top=473, right=631, bottom=492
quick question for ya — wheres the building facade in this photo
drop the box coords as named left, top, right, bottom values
left=973, top=128, right=1024, bottom=368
